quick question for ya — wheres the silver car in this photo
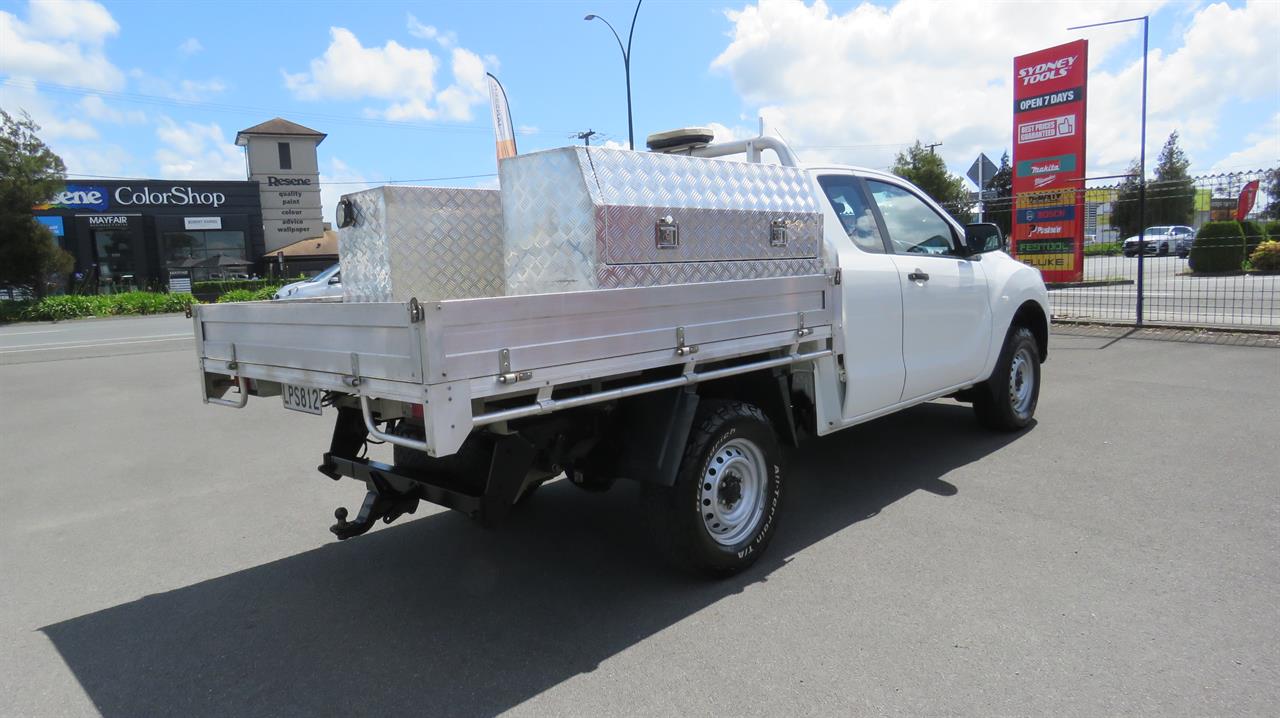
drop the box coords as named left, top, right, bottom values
left=273, top=263, right=342, bottom=300
left=1122, top=225, right=1195, bottom=258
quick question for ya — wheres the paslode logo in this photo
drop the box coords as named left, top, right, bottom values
left=1019, top=55, right=1078, bottom=86
left=1030, top=224, right=1065, bottom=235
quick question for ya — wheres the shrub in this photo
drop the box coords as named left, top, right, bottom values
left=193, top=277, right=302, bottom=296
left=13, top=292, right=196, bottom=321
left=1264, top=221, right=1280, bottom=241
left=1241, top=220, right=1267, bottom=260
left=1188, top=221, right=1246, bottom=273
left=1249, top=240, right=1280, bottom=272
left=0, top=300, right=34, bottom=323
left=1084, top=242, right=1122, bottom=257
left=216, top=289, right=259, bottom=303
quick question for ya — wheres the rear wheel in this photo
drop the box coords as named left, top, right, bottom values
left=643, top=400, right=783, bottom=577
left=973, top=326, right=1041, bottom=431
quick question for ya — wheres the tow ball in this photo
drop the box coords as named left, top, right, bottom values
left=330, top=480, right=420, bottom=540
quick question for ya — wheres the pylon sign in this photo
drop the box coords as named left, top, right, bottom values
left=1012, top=39, right=1088, bottom=283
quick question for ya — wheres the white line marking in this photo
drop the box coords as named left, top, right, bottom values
left=0, top=329, right=63, bottom=336
left=0, top=333, right=190, bottom=350
left=0, top=336, right=191, bottom=354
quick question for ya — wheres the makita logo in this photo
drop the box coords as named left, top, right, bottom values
left=267, top=176, right=312, bottom=187
left=1034, top=174, right=1058, bottom=188
left=1030, top=160, right=1061, bottom=174
left=1030, top=224, right=1065, bottom=235
left=1019, top=56, right=1078, bottom=86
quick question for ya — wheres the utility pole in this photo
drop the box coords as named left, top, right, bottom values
left=925, top=142, right=942, bottom=155
left=575, top=129, right=599, bottom=146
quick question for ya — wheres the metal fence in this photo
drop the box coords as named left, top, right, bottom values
left=952, top=169, right=1278, bottom=330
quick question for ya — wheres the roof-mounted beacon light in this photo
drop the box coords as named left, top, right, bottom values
left=645, top=127, right=715, bottom=154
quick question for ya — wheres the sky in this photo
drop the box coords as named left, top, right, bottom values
left=2, top=0, right=1277, bottom=221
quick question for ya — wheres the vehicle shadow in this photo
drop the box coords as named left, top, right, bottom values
left=41, top=402, right=1027, bottom=718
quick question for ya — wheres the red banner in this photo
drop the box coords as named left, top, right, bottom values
left=1011, top=40, right=1088, bottom=283
left=1236, top=180, right=1259, bottom=221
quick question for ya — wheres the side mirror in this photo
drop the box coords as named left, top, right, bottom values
left=964, top=223, right=1005, bottom=255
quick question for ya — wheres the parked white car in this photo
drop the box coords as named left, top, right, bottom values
left=273, top=263, right=341, bottom=300
left=1122, top=226, right=1195, bottom=258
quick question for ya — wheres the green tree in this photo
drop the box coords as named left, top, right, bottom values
left=890, top=141, right=972, bottom=220
left=1261, top=167, right=1280, bottom=220
left=1147, top=130, right=1195, bottom=226
left=0, top=110, right=74, bottom=298
left=983, top=150, right=1014, bottom=238
left=1109, top=159, right=1144, bottom=238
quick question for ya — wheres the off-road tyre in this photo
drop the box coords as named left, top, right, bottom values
left=643, top=400, right=783, bottom=577
left=972, top=326, right=1041, bottom=431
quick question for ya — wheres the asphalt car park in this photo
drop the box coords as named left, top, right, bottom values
left=1, top=316, right=1277, bottom=716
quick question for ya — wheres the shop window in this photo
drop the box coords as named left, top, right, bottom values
left=278, top=142, right=292, bottom=170
left=162, top=230, right=249, bottom=280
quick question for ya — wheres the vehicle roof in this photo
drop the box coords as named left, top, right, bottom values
left=802, top=164, right=902, bottom=182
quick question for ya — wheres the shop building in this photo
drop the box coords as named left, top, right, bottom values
left=34, top=180, right=265, bottom=292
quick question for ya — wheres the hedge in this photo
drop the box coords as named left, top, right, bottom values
left=192, top=278, right=301, bottom=295
left=1, top=292, right=196, bottom=322
left=216, top=286, right=280, bottom=303
left=1188, top=221, right=1246, bottom=273
left=1084, top=242, right=1122, bottom=257
left=1264, top=221, right=1280, bottom=242
left=1241, top=220, right=1267, bottom=260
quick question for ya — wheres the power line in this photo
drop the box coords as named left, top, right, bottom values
left=62, top=171, right=498, bottom=185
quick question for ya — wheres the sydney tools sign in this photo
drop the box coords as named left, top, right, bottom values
left=1012, top=40, right=1088, bottom=282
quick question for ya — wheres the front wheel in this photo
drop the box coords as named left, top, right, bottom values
left=972, top=326, right=1041, bottom=431
left=643, top=400, right=783, bottom=577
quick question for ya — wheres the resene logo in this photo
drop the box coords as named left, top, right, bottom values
left=34, top=184, right=109, bottom=211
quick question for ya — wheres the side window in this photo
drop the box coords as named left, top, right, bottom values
left=817, top=175, right=886, bottom=254
left=865, top=180, right=958, bottom=256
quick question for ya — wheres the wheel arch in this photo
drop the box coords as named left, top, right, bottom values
left=1011, top=299, right=1049, bottom=361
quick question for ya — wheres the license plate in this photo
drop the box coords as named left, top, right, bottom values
left=282, top=383, right=324, bottom=415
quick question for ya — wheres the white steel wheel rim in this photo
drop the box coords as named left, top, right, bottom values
left=1009, top=346, right=1036, bottom=417
left=699, top=438, right=768, bottom=547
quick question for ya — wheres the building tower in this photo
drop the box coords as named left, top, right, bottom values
left=235, top=118, right=326, bottom=252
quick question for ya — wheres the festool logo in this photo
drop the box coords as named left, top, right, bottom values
left=35, top=184, right=109, bottom=211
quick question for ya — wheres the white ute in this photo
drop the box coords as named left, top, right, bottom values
left=192, top=130, right=1049, bottom=576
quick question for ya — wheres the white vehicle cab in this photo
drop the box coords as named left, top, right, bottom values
left=192, top=129, right=1048, bottom=576
left=273, top=263, right=341, bottom=300
left=1123, top=225, right=1195, bottom=258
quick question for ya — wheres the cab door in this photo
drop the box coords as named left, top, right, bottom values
left=863, top=179, right=992, bottom=400
left=814, top=173, right=906, bottom=420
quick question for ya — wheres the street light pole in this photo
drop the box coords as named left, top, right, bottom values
left=585, top=0, right=643, bottom=150
left=1069, top=15, right=1148, bottom=326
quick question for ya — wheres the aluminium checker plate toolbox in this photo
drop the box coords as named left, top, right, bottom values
left=499, top=146, right=824, bottom=295
left=338, top=185, right=506, bottom=303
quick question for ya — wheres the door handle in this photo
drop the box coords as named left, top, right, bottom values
left=908, top=270, right=930, bottom=282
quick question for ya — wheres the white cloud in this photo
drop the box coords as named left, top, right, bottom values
left=154, top=117, right=245, bottom=179
left=283, top=26, right=491, bottom=121
left=0, top=0, right=123, bottom=89
left=0, top=81, right=98, bottom=140
left=711, top=0, right=1276, bottom=176
left=1211, top=113, right=1280, bottom=172
left=407, top=13, right=456, bottom=47
left=79, top=95, right=145, bottom=124
left=128, top=70, right=228, bottom=102
left=178, top=37, right=203, bottom=56
left=283, top=27, right=440, bottom=101
left=58, top=143, right=141, bottom=178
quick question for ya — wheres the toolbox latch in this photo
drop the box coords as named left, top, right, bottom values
left=770, top=219, right=789, bottom=248
left=655, top=215, right=679, bottom=249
